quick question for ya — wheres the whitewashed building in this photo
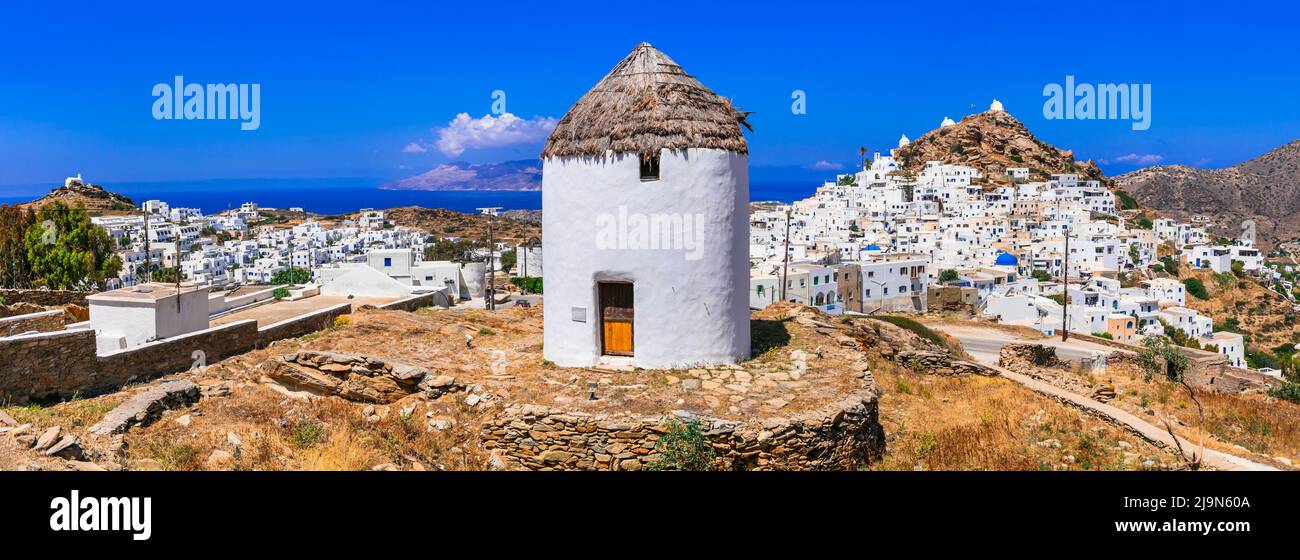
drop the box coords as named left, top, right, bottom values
left=541, top=43, right=751, bottom=368
left=87, top=283, right=210, bottom=353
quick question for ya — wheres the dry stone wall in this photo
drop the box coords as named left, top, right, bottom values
left=254, top=303, right=351, bottom=346
left=378, top=291, right=449, bottom=312
left=897, top=350, right=999, bottom=377
left=0, top=302, right=353, bottom=403
left=480, top=380, right=884, bottom=471
left=0, top=310, right=65, bottom=337
left=0, top=289, right=89, bottom=307
left=998, top=343, right=1065, bottom=370
left=0, top=330, right=97, bottom=403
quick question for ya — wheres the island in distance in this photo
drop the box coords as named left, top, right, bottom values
left=383, top=160, right=541, bottom=191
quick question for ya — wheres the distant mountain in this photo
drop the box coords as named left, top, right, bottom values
left=384, top=160, right=541, bottom=191
left=19, top=179, right=136, bottom=216
left=892, top=108, right=1106, bottom=184
left=1116, top=140, right=1300, bottom=245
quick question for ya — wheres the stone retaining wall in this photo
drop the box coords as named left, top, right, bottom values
left=481, top=380, right=884, bottom=471
left=1186, top=363, right=1283, bottom=394
left=0, top=289, right=89, bottom=307
left=998, top=343, right=1065, bottom=371
left=96, top=321, right=261, bottom=392
left=0, top=302, right=354, bottom=403
left=1071, top=332, right=1280, bottom=394
left=255, top=303, right=351, bottom=346
left=0, top=310, right=65, bottom=337
left=0, top=329, right=98, bottom=402
left=378, top=291, right=450, bottom=313
left=897, top=350, right=999, bottom=377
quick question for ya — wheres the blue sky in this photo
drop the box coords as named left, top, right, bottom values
left=1, top=0, right=1296, bottom=191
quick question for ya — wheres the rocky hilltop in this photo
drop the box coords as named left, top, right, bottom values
left=20, top=180, right=136, bottom=216
left=892, top=108, right=1106, bottom=184
left=1116, top=140, right=1300, bottom=245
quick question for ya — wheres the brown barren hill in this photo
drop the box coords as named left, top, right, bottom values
left=892, top=108, right=1106, bottom=184
left=19, top=180, right=137, bottom=216
left=1116, top=140, right=1300, bottom=246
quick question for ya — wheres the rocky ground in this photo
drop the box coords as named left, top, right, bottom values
left=18, top=181, right=137, bottom=216
left=1118, top=140, right=1300, bottom=248
left=0, top=303, right=1195, bottom=471
left=892, top=108, right=1106, bottom=184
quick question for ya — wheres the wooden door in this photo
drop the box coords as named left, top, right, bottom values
left=599, top=282, right=634, bottom=356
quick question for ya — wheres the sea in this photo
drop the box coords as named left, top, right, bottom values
left=0, top=178, right=819, bottom=215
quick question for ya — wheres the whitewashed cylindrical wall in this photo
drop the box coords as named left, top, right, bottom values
left=542, top=148, right=750, bottom=369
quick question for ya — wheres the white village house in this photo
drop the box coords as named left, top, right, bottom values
left=541, top=43, right=751, bottom=368
left=86, top=282, right=210, bottom=353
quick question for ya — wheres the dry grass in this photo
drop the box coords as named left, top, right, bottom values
left=121, top=384, right=491, bottom=471
left=3, top=393, right=126, bottom=431
left=1076, top=357, right=1300, bottom=466
left=869, top=358, right=1179, bottom=471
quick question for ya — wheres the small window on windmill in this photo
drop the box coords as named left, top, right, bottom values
left=639, top=154, right=660, bottom=181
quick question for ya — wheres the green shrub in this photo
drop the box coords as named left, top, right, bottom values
left=288, top=418, right=326, bottom=448
left=1184, top=278, right=1209, bottom=300
left=1268, top=380, right=1300, bottom=404
left=938, top=269, right=959, bottom=283
left=1115, top=189, right=1140, bottom=210
left=510, top=276, right=543, bottom=294
left=1138, top=336, right=1188, bottom=382
left=873, top=315, right=945, bottom=346
left=271, top=267, right=312, bottom=285
left=651, top=418, right=714, bottom=471
left=273, top=287, right=290, bottom=300
left=1161, top=256, right=1180, bottom=275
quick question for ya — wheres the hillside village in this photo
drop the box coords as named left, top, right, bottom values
left=1, top=46, right=1298, bottom=473
left=750, top=101, right=1293, bottom=380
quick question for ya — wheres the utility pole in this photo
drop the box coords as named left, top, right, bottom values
left=780, top=207, right=792, bottom=303
left=1062, top=224, right=1070, bottom=342
left=175, top=236, right=182, bottom=313
left=478, top=207, right=502, bottom=310
left=142, top=207, right=151, bottom=284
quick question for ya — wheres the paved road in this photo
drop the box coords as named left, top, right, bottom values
left=930, top=324, right=1119, bottom=366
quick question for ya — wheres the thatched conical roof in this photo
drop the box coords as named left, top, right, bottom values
left=541, top=42, right=748, bottom=159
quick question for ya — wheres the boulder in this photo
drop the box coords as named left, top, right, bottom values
left=266, top=352, right=428, bottom=403
left=419, top=374, right=463, bottom=398
left=89, top=380, right=200, bottom=436
left=205, top=449, right=234, bottom=470
left=46, top=435, right=85, bottom=460
left=32, top=426, right=62, bottom=451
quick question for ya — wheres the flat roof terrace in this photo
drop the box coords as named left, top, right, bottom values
left=210, top=295, right=397, bottom=328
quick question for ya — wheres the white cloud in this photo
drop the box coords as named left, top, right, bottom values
left=1114, top=153, right=1164, bottom=165
left=807, top=160, right=845, bottom=171
left=431, top=112, right=558, bottom=157
left=402, top=142, right=428, bottom=153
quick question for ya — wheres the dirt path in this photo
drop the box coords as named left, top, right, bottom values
left=991, top=364, right=1277, bottom=471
